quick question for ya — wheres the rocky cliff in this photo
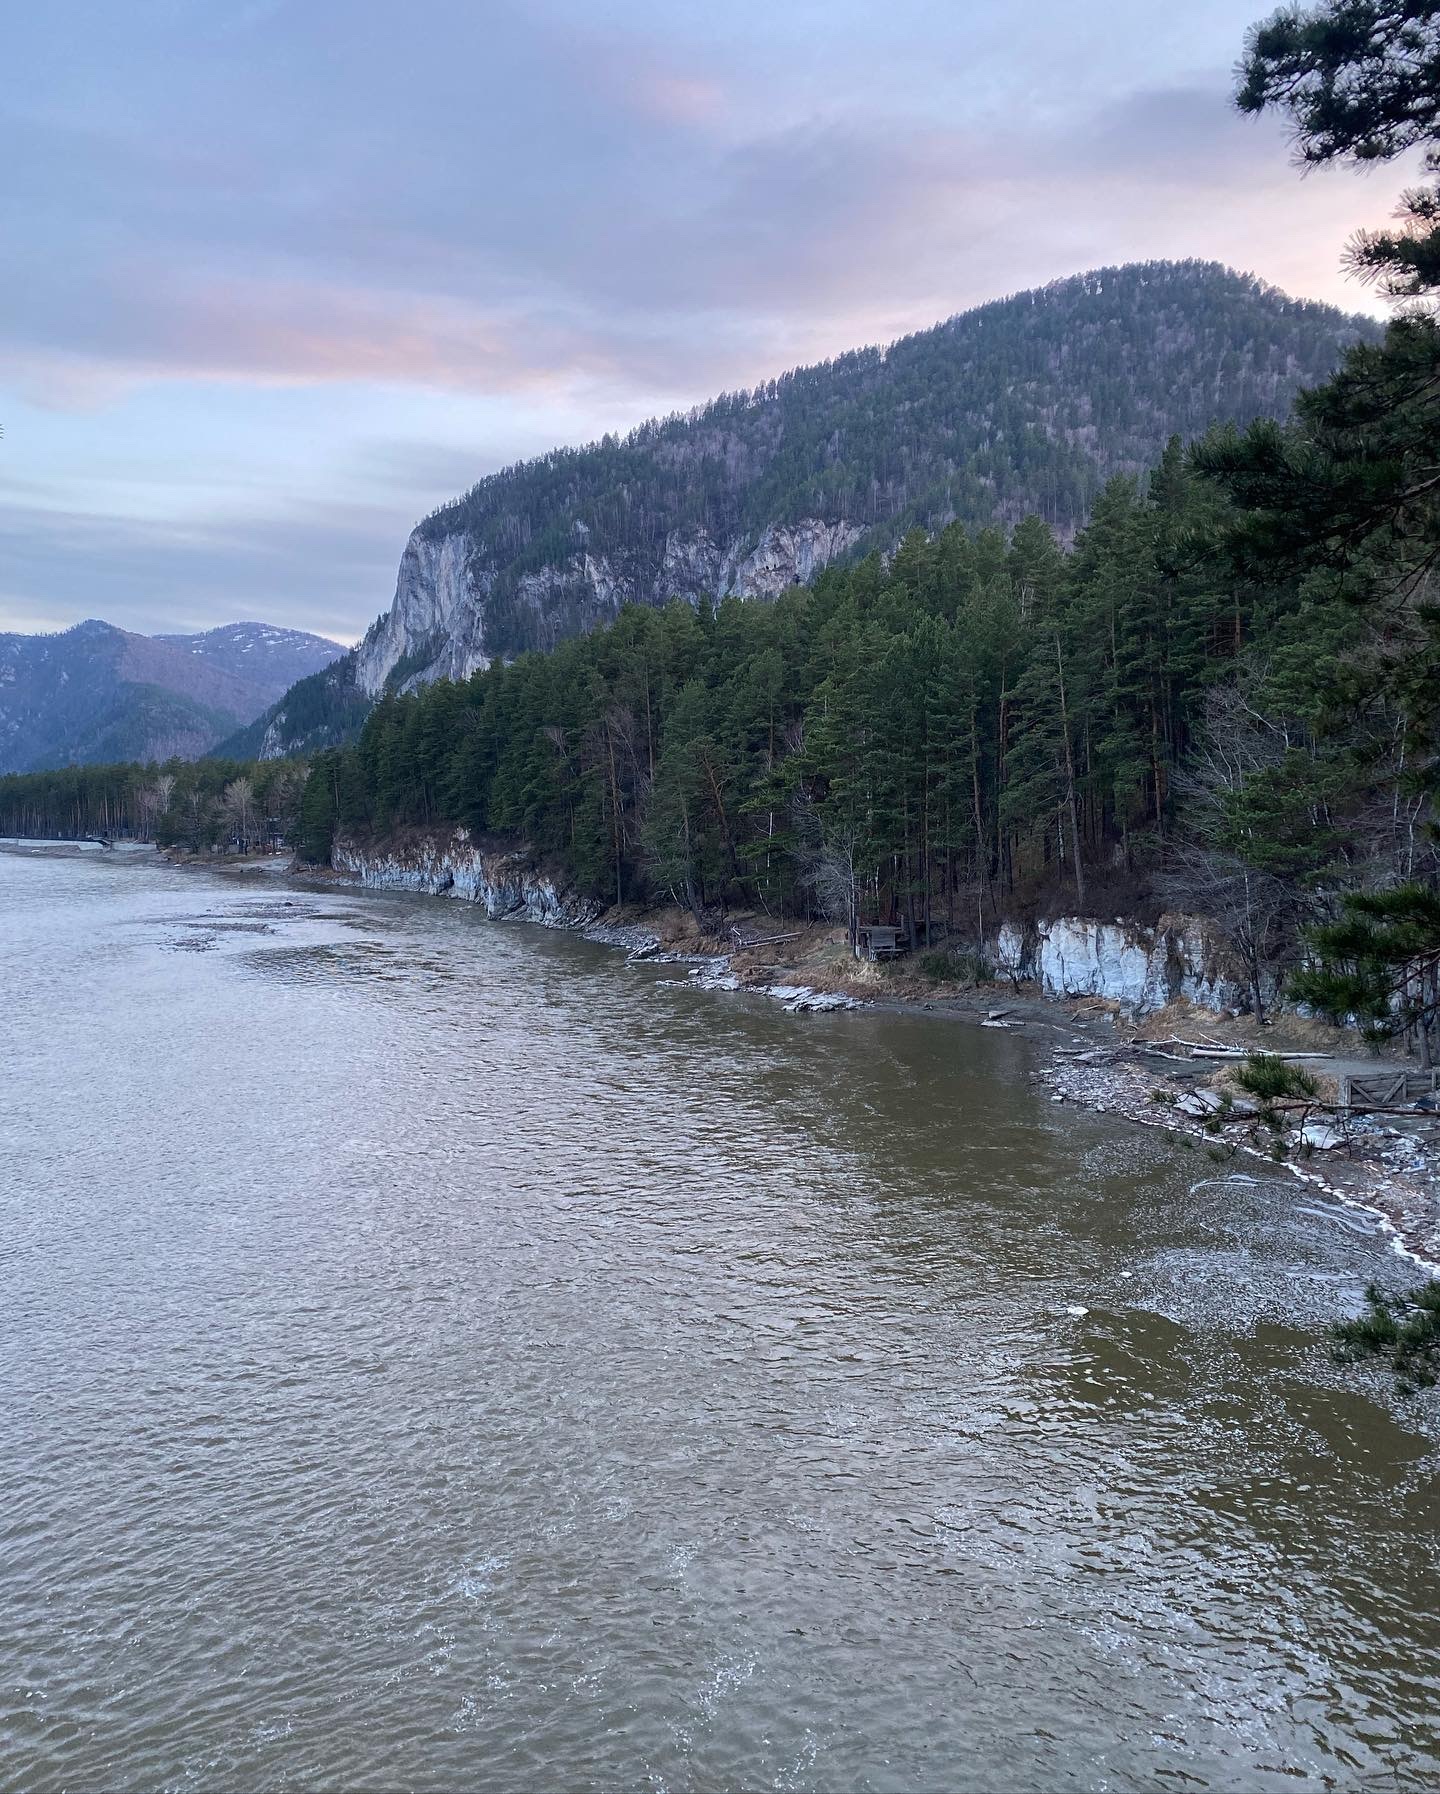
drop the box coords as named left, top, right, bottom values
left=994, top=916, right=1252, bottom=1014
left=332, top=830, right=599, bottom=927
left=355, top=519, right=862, bottom=695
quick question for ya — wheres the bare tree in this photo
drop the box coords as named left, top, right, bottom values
left=1160, top=837, right=1303, bottom=1021
left=791, top=792, right=860, bottom=949
left=1159, top=683, right=1312, bottom=1019
left=134, top=772, right=177, bottom=842
left=221, top=777, right=256, bottom=853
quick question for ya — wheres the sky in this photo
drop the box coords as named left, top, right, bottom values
left=0, top=0, right=1415, bottom=644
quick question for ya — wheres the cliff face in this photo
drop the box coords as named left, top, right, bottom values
left=332, top=830, right=599, bottom=927
left=355, top=534, right=480, bottom=695
left=354, top=519, right=862, bottom=696
left=995, top=916, right=1252, bottom=1014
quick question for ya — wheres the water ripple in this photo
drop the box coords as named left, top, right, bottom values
left=1, top=848, right=1437, bottom=1792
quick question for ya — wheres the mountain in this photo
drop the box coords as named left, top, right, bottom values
left=213, top=654, right=371, bottom=763
left=0, top=619, right=346, bottom=773
left=152, top=621, right=350, bottom=690
left=250, top=260, right=1379, bottom=755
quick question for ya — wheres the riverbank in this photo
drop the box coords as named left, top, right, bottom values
left=321, top=841, right=1440, bottom=1271
left=32, top=835, right=1440, bottom=1271
left=712, top=924, right=1440, bottom=1271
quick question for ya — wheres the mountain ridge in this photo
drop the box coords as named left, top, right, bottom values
left=221, top=262, right=1384, bottom=757
left=0, top=619, right=346, bottom=773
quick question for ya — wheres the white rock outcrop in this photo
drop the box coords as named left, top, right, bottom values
left=993, top=914, right=1252, bottom=1014
left=353, top=518, right=862, bottom=696
left=332, top=831, right=599, bottom=928
left=356, top=533, right=486, bottom=696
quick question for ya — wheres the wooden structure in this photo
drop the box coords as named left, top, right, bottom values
left=1339, top=1068, right=1440, bottom=1110
left=856, top=924, right=906, bottom=961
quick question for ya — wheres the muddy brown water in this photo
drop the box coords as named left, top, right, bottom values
left=2, top=845, right=1437, bottom=1792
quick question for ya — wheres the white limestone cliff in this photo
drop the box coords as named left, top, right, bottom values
left=995, top=914, right=1252, bottom=1013
left=332, top=830, right=599, bottom=928
left=354, top=519, right=862, bottom=697
left=355, top=533, right=485, bottom=697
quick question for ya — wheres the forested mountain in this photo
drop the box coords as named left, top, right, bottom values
left=335, top=260, right=1375, bottom=707
left=0, top=619, right=344, bottom=773
left=214, top=654, right=371, bottom=762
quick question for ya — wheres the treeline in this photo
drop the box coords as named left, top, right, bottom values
left=294, top=399, right=1436, bottom=1015
left=0, top=757, right=305, bottom=852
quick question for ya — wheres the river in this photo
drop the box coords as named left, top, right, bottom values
left=2, top=844, right=1437, bottom=1792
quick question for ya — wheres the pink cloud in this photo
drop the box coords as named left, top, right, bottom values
left=6, top=79, right=1408, bottom=422
left=8, top=275, right=648, bottom=408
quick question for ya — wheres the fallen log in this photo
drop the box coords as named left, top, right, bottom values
left=730, top=928, right=803, bottom=948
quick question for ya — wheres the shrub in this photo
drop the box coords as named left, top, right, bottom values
left=918, top=949, right=993, bottom=985
left=1234, top=1053, right=1319, bottom=1103
left=1333, top=1282, right=1440, bottom=1391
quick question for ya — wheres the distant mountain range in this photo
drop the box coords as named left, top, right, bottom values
left=0, top=619, right=346, bottom=773
left=241, top=260, right=1378, bottom=760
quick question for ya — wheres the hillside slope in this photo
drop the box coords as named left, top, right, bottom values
left=153, top=621, right=348, bottom=692
left=344, top=261, right=1375, bottom=703
left=0, top=620, right=345, bottom=772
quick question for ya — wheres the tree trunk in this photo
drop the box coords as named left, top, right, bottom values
left=1054, top=633, right=1086, bottom=909
left=607, top=729, right=623, bottom=909
left=970, top=709, right=988, bottom=935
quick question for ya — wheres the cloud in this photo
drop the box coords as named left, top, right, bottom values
left=0, top=0, right=1414, bottom=642
left=5, top=56, right=1393, bottom=416
left=0, top=500, right=389, bottom=641
left=1071, top=83, right=1268, bottom=176
left=7, top=278, right=646, bottom=408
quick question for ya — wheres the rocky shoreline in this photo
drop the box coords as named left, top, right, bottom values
left=165, top=832, right=1440, bottom=1274
left=1034, top=1041, right=1440, bottom=1273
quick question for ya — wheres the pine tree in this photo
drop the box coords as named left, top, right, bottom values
left=1292, top=886, right=1440, bottom=1065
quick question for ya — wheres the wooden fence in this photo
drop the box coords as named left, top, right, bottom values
left=1339, top=1068, right=1440, bottom=1109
